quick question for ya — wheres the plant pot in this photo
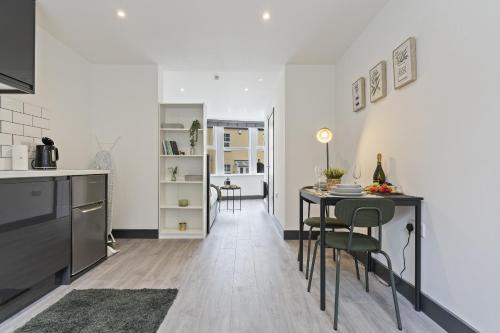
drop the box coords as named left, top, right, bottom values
left=326, top=178, right=341, bottom=190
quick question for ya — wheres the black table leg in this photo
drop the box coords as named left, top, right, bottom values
left=320, top=200, right=326, bottom=311
left=415, top=201, right=422, bottom=311
left=367, top=227, right=373, bottom=272
left=299, top=196, right=304, bottom=271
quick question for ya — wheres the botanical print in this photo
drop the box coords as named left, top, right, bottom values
left=352, top=77, right=366, bottom=112
left=393, top=37, right=417, bottom=89
left=370, top=61, right=387, bottom=102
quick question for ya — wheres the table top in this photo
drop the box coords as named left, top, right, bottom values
left=221, top=185, right=241, bottom=189
left=300, top=187, right=423, bottom=206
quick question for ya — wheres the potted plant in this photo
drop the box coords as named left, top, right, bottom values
left=189, top=120, right=201, bottom=155
left=168, top=166, right=178, bottom=181
left=324, top=167, right=345, bottom=190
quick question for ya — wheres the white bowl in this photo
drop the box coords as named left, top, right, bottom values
left=336, top=184, right=362, bottom=189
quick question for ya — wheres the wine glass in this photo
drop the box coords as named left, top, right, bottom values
left=352, top=164, right=361, bottom=185
left=314, top=166, right=324, bottom=190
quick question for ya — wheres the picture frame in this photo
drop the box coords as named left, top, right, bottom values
left=393, top=37, right=417, bottom=89
left=352, top=77, right=366, bottom=112
left=369, top=61, right=387, bottom=102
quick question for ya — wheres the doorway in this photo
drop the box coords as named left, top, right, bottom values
left=267, top=110, right=275, bottom=215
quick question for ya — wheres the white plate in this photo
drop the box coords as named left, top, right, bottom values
left=333, top=188, right=363, bottom=194
left=336, top=184, right=362, bottom=189
left=330, top=191, right=367, bottom=197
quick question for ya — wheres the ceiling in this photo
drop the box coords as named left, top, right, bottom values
left=38, top=0, right=388, bottom=70
left=162, top=71, right=281, bottom=121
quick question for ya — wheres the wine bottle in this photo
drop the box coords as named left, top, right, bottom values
left=372, top=153, right=386, bottom=184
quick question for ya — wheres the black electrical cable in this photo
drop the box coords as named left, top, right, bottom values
left=373, top=229, right=411, bottom=288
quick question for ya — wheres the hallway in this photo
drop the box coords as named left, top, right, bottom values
left=2, top=200, right=442, bottom=333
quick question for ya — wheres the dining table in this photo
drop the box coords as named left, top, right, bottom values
left=298, top=188, right=424, bottom=312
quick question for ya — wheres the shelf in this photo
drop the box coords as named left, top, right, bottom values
left=159, top=229, right=204, bottom=239
left=160, top=205, right=203, bottom=210
left=160, top=155, right=204, bottom=158
left=160, top=180, right=203, bottom=184
left=160, top=128, right=203, bottom=132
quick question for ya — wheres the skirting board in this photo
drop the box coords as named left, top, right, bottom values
left=113, top=229, right=159, bottom=239
left=284, top=231, right=478, bottom=333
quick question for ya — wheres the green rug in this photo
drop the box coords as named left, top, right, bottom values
left=15, top=289, right=178, bottom=333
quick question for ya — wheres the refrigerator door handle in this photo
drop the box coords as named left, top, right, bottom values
left=76, top=201, right=104, bottom=214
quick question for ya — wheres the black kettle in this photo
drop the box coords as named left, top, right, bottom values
left=32, top=137, right=59, bottom=169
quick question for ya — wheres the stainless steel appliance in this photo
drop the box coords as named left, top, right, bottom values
left=71, top=175, right=106, bottom=275
left=32, top=137, right=59, bottom=169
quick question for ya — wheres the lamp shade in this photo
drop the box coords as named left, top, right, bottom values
left=316, top=128, right=333, bottom=143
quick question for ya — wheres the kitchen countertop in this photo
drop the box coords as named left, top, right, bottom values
left=0, top=169, right=110, bottom=179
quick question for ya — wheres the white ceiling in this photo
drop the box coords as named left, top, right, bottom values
left=162, top=71, right=281, bottom=121
left=38, top=0, right=388, bottom=70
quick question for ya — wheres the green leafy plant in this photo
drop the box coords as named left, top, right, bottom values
left=324, top=167, right=345, bottom=180
left=189, top=120, right=201, bottom=147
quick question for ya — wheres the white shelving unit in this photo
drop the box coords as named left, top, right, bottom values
left=158, top=103, right=207, bottom=239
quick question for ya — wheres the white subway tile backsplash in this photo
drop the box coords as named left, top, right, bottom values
left=34, top=137, right=43, bottom=145
left=33, top=117, right=49, bottom=129
left=1, top=146, right=12, bottom=157
left=0, top=108, right=12, bottom=122
left=0, top=158, right=12, bottom=170
left=0, top=97, right=23, bottom=113
left=0, top=121, right=23, bottom=135
left=23, top=103, right=42, bottom=117
left=13, top=135, right=34, bottom=148
left=23, top=125, right=42, bottom=138
left=0, top=133, right=12, bottom=145
left=13, top=112, right=32, bottom=126
left=41, top=108, right=50, bottom=120
left=42, top=129, right=51, bottom=137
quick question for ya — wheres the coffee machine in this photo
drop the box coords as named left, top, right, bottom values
left=32, top=137, right=59, bottom=169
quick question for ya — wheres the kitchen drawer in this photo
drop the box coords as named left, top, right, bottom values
left=72, top=175, right=106, bottom=208
left=0, top=179, right=55, bottom=228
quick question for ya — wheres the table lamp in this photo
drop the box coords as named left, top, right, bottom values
left=316, top=128, right=333, bottom=169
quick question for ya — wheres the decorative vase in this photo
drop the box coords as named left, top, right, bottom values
left=171, top=174, right=176, bottom=181
left=178, top=199, right=189, bottom=207
left=189, top=146, right=195, bottom=155
left=326, top=178, right=341, bottom=190
left=179, top=222, right=187, bottom=231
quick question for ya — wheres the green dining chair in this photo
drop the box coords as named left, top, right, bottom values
left=299, top=187, right=355, bottom=280
left=307, top=198, right=402, bottom=331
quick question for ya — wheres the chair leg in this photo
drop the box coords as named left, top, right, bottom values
left=379, top=250, right=402, bottom=330
left=365, top=252, right=370, bottom=292
left=305, top=227, right=313, bottom=279
left=307, top=239, right=319, bottom=292
left=333, top=248, right=336, bottom=262
left=354, top=256, right=360, bottom=280
left=334, top=250, right=342, bottom=330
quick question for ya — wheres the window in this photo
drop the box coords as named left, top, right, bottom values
left=224, top=133, right=231, bottom=148
left=208, top=123, right=265, bottom=175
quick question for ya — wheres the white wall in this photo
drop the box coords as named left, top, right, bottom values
left=211, top=175, right=265, bottom=196
left=2, top=28, right=93, bottom=169
left=284, top=65, right=335, bottom=230
left=333, top=1, right=499, bottom=331
left=90, top=64, right=159, bottom=230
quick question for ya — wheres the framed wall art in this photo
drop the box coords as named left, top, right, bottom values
left=352, top=77, right=366, bottom=112
left=369, top=61, right=387, bottom=102
left=393, top=37, right=417, bottom=89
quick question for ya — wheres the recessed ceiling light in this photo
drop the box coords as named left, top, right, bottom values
left=244, top=88, right=249, bottom=92
left=179, top=88, right=185, bottom=92
left=258, top=78, right=264, bottom=82
left=116, top=9, right=126, bottom=18
left=262, top=12, right=271, bottom=21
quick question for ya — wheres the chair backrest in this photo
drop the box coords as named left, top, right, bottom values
left=334, top=198, right=395, bottom=228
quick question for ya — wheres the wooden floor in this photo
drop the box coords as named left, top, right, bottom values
left=1, top=200, right=443, bottom=333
